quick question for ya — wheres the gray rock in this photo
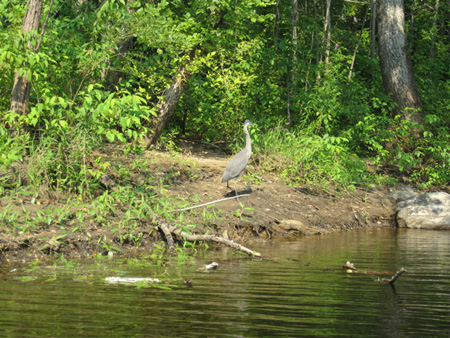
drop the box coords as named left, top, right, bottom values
left=390, top=184, right=417, bottom=203
left=275, top=220, right=306, bottom=232
left=396, top=192, right=450, bottom=229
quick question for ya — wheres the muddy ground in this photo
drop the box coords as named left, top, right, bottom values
left=0, top=142, right=396, bottom=263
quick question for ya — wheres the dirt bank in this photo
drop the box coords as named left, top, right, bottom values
left=0, top=142, right=396, bottom=263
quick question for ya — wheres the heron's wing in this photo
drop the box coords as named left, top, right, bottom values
left=222, top=149, right=250, bottom=182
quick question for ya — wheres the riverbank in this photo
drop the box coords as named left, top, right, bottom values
left=0, top=143, right=396, bottom=263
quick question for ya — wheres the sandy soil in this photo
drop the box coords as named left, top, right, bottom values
left=0, top=142, right=396, bottom=263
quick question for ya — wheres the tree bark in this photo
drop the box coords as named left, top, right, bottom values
left=317, top=0, right=331, bottom=81
left=140, top=50, right=195, bottom=148
left=376, top=0, right=423, bottom=123
left=273, top=0, right=280, bottom=48
left=430, top=0, right=439, bottom=59
left=286, top=0, right=299, bottom=125
left=10, top=0, right=44, bottom=116
left=349, top=3, right=370, bottom=80
left=323, top=0, right=331, bottom=65
left=369, top=0, right=377, bottom=58
left=101, top=0, right=136, bottom=85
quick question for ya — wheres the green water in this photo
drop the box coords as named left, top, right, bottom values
left=1, top=228, right=449, bottom=337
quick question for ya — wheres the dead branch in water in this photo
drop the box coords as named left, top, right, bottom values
left=168, top=194, right=250, bottom=213
left=342, top=261, right=406, bottom=284
left=379, top=268, right=407, bottom=284
left=153, top=216, right=261, bottom=257
left=342, top=261, right=356, bottom=270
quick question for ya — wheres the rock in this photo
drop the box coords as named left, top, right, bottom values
left=275, top=220, right=306, bottom=232
left=390, top=184, right=418, bottom=203
left=396, top=192, right=450, bottom=229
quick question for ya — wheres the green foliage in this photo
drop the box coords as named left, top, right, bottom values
left=0, top=0, right=448, bottom=201
left=255, top=124, right=374, bottom=189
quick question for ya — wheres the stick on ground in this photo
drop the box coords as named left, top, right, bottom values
left=168, top=194, right=250, bottom=213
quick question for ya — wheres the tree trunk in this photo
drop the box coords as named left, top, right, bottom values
left=377, top=0, right=423, bottom=123
left=273, top=0, right=280, bottom=48
left=101, top=0, right=136, bottom=85
left=317, top=0, right=331, bottom=81
left=430, top=0, right=439, bottom=59
left=287, top=0, right=298, bottom=125
left=370, top=0, right=377, bottom=58
left=139, top=11, right=226, bottom=148
left=10, top=0, right=43, bottom=116
left=323, top=0, right=331, bottom=65
left=140, top=51, right=195, bottom=148
left=349, top=3, right=370, bottom=80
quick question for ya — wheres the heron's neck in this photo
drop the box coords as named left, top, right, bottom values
left=244, top=126, right=252, bottom=154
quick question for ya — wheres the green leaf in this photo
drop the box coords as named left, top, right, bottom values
left=59, top=120, right=68, bottom=129
left=106, top=131, right=115, bottom=142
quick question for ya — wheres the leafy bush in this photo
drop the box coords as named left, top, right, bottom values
left=253, top=123, right=373, bottom=189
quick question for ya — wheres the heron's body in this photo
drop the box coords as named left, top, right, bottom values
left=222, top=120, right=253, bottom=197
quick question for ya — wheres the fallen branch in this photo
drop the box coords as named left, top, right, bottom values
left=105, top=277, right=161, bottom=284
left=154, top=216, right=176, bottom=256
left=379, top=268, right=407, bottom=284
left=152, top=216, right=261, bottom=257
left=171, top=226, right=261, bottom=257
left=342, top=261, right=356, bottom=270
left=168, top=194, right=250, bottom=213
left=342, top=261, right=406, bottom=284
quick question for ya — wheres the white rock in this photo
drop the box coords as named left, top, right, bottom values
left=396, top=192, right=450, bottom=229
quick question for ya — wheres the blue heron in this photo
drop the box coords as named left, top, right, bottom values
left=222, top=120, right=253, bottom=198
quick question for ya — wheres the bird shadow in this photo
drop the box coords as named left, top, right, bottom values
left=224, top=186, right=253, bottom=198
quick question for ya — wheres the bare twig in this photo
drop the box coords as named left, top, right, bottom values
left=380, top=268, right=406, bottom=284
left=168, top=194, right=250, bottom=213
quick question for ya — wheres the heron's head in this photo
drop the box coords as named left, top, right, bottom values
left=244, top=120, right=253, bottom=128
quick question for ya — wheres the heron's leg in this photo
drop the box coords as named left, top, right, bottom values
left=234, top=178, right=240, bottom=201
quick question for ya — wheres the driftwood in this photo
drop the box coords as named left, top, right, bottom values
left=342, top=261, right=406, bottom=284
left=342, top=261, right=356, bottom=270
left=379, top=268, right=407, bottom=284
left=168, top=194, right=250, bottom=213
left=105, top=277, right=161, bottom=284
left=153, top=216, right=261, bottom=257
